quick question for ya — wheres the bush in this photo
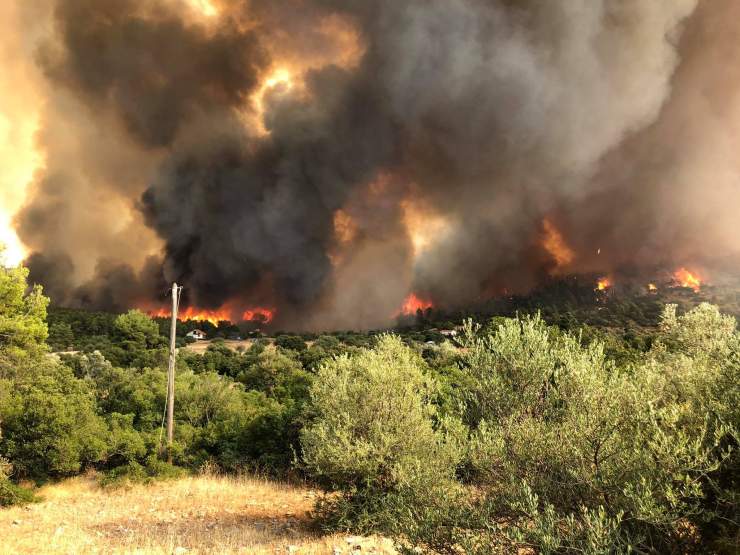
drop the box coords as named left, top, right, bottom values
left=0, top=359, right=108, bottom=479
left=0, top=456, right=37, bottom=507
left=275, top=335, right=307, bottom=352
left=100, top=455, right=186, bottom=488
left=0, top=479, right=37, bottom=507
left=301, top=335, right=464, bottom=532
left=399, top=312, right=738, bottom=553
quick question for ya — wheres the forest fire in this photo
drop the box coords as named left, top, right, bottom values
left=242, top=307, right=275, bottom=324
left=596, top=277, right=612, bottom=291
left=541, top=219, right=575, bottom=272
left=399, top=293, right=434, bottom=316
left=148, top=306, right=231, bottom=326
left=148, top=305, right=275, bottom=325
left=673, top=268, right=702, bottom=291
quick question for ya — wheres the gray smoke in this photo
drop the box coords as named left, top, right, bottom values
left=14, top=0, right=740, bottom=329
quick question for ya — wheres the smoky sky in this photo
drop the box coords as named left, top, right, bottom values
left=12, top=0, right=740, bottom=329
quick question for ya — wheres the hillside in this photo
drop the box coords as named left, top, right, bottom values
left=0, top=474, right=395, bottom=554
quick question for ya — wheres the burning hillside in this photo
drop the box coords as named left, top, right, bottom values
left=2, top=1, right=740, bottom=329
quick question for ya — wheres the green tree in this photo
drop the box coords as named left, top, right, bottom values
left=275, top=334, right=307, bottom=352
left=0, top=356, right=108, bottom=479
left=107, top=310, right=165, bottom=367
left=301, top=335, right=464, bottom=531
left=48, top=322, right=74, bottom=351
left=0, top=263, right=48, bottom=367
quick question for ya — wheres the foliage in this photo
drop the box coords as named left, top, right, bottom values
left=0, top=456, right=37, bottom=507
left=302, top=335, right=465, bottom=532
left=0, top=477, right=37, bottom=507
left=99, top=455, right=186, bottom=488
left=0, top=359, right=109, bottom=479
left=3, top=255, right=739, bottom=552
left=275, top=334, right=308, bottom=352
left=396, top=310, right=738, bottom=553
left=0, top=264, right=48, bottom=366
left=105, top=309, right=166, bottom=367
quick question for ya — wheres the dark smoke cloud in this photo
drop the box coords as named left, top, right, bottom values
left=14, top=0, right=740, bottom=329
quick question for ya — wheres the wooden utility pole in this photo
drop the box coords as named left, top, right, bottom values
left=166, top=282, right=181, bottom=462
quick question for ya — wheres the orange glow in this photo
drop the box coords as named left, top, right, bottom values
left=242, top=307, right=275, bottom=324
left=185, top=0, right=219, bottom=18
left=150, top=306, right=232, bottom=326
left=595, top=277, right=612, bottom=291
left=148, top=304, right=275, bottom=325
left=333, top=209, right=357, bottom=245
left=401, top=196, right=451, bottom=258
left=250, top=66, right=296, bottom=134
left=648, top=283, right=658, bottom=292
left=0, top=2, right=44, bottom=267
left=673, top=268, right=702, bottom=292
left=399, top=293, right=434, bottom=316
left=541, top=218, right=574, bottom=271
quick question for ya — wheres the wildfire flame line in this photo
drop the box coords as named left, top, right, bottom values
left=398, top=293, right=434, bottom=316
left=673, top=268, right=702, bottom=292
left=148, top=306, right=274, bottom=325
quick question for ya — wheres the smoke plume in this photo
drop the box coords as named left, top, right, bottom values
left=6, top=0, right=740, bottom=329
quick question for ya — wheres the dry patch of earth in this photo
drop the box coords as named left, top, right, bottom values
left=0, top=474, right=395, bottom=554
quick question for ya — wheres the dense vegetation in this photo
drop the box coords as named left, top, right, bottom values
left=1, top=260, right=738, bottom=552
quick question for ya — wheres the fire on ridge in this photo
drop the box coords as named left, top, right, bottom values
left=148, top=305, right=275, bottom=326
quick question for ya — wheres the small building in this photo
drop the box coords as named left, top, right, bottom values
left=439, top=329, right=458, bottom=337
left=186, top=330, right=207, bottom=341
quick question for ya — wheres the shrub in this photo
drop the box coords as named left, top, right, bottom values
left=0, top=456, right=37, bottom=507
left=402, top=312, right=738, bottom=553
left=0, top=359, right=108, bottom=479
left=275, top=335, right=307, bottom=352
left=301, top=335, right=464, bottom=532
left=100, top=455, right=186, bottom=488
left=0, top=478, right=37, bottom=507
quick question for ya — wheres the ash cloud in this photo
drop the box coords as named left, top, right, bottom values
left=12, top=0, right=740, bottom=328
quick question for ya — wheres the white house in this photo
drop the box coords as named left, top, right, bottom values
left=186, top=330, right=207, bottom=341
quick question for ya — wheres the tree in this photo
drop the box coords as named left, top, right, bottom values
left=0, top=360, right=108, bottom=478
left=275, top=334, right=307, bottom=352
left=0, top=260, right=108, bottom=479
left=0, top=263, right=48, bottom=366
left=48, top=322, right=74, bottom=351
left=107, top=310, right=165, bottom=367
left=114, top=310, right=162, bottom=349
left=301, top=335, right=464, bottom=531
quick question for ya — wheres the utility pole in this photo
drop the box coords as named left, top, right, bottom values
left=166, top=282, right=181, bottom=462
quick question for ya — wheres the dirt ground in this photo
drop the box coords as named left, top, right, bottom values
left=0, top=474, right=396, bottom=554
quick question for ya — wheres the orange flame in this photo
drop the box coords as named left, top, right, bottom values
left=333, top=209, right=358, bottom=245
left=673, top=268, right=702, bottom=292
left=242, top=307, right=275, bottom=324
left=168, top=306, right=233, bottom=326
left=148, top=305, right=275, bottom=325
left=400, top=196, right=451, bottom=258
left=399, top=293, right=434, bottom=316
left=595, top=277, right=612, bottom=291
left=648, top=283, right=658, bottom=292
left=541, top=218, right=574, bottom=271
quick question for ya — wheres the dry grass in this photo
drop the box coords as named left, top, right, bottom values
left=183, top=339, right=257, bottom=354
left=0, top=474, right=396, bottom=554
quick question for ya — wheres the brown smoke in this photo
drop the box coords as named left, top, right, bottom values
left=5, top=0, right=740, bottom=329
